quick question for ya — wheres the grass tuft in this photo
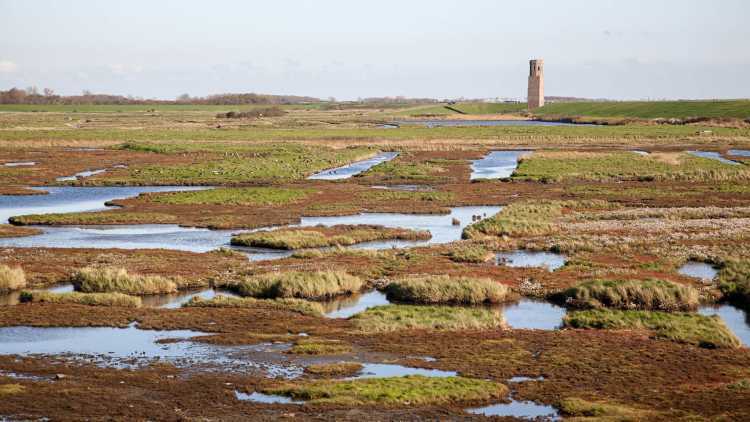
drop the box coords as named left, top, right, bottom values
left=0, top=265, right=26, bottom=292
left=718, top=260, right=750, bottom=305
left=222, top=270, right=363, bottom=300
left=231, top=224, right=430, bottom=250
left=287, top=339, right=352, bottom=355
left=560, top=279, right=699, bottom=311
left=463, top=201, right=563, bottom=239
left=304, top=362, right=364, bottom=377
left=71, top=266, right=178, bottom=295
left=20, top=291, right=142, bottom=308
left=183, top=295, right=324, bottom=317
left=351, top=304, right=506, bottom=332
left=0, top=383, right=25, bottom=396
left=447, top=244, right=494, bottom=263
left=386, top=275, right=512, bottom=305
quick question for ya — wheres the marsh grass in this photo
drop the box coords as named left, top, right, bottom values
left=183, top=296, right=324, bottom=316
left=71, top=266, right=178, bottom=295
left=9, top=212, right=177, bottom=226
left=287, top=339, right=352, bottom=355
left=351, top=304, right=506, bottom=332
left=718, top=260, right=750, bottom=305
left=20, top=291, right=142, bottom=308
left=304, top=362, right=363, bottom=377
left=463, top=201, right=562, bottom=239
left=447, top=244, right=494, bottom=263
left=563, top=309, right=741, bottom=349
left=559, top=397, right=657, bottom=419
left=231, top=224, right=431, bottom=250
left=560, top=279, right=699, bottom=311
left=358, top=190, right=454, bottom=202
left=263, top=375, right=508, bottom=405
left=0, top=384, right=25, bottom=396
left=360, top=160, right=446, bottom=182
left=386, top=275, right=512, bottom=305
left=0, top=265, right=26, bottom=292
left=223, top=270, right=363, bottom=300
left=150, top=187, right=311, bottom=206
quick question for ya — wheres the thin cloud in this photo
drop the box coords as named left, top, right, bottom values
left=0, top=60, right=18, bottom=73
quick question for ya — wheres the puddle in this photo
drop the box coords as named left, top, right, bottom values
left=3, top=162, right=37, bottom=167
left=728, top=149, right=750, bottom=157
left=370, top=184, right=434, bottom=192
left=494, top=299, right=565, bottom=330
left=509, top=376, right=545, bottom=382
left=630, top=150, right=650, bottom=156
left=147, top=288, right=240, bottom=309
left=699, top=304, right=750, bottom=347
left=687, top=151, right=740, bottom=165
left=308, top=152, right=398, bottom=180
left=678, top=261, right=718, bottom=281
left=467, top=400, right=560, bottom=420
left=235, top=391, right=303, bottom=404
left=471, top=150, right=530, bottom=180
left=0, top=324, right=303, bottom=377
left=0, top=186, right=207, bottom=224
left=56, top=169, right=108, bottom=182
left=396, top=120, right=584, bottom=128
left=323, top=290, right=391, bottom=318
left=496, top=251, right=567, bottom=271
left=0, top=370, right=49, bottom=381
left=349, top=363, right=456, bottom=379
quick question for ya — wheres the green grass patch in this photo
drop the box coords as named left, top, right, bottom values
left=718, top=260, right=750, bottom=305
left=0, top=265, right=25, bottom=292
left=386, top=275, right=512, bottom=305
left=182, top=295, right=323, bottom=316
left=222, top=270, right=363, bottom=300
left=534, top=100, right=750, bottom=119
left=304, top=362, right=363, bottom=377
left=20, top=291, right=142, bottom=308
left=9, top=212, right=177, bottom=226
left=559, top=397, right=657, bottom=419
left=287, top=339, right=352, bottom=355
left=150, top=187, right=311, bottom=206
left=231, top=224, right=430, bottom=250
left=449, top=102, right=527, bottom=115
left=560, top=279, right=700, bottom=312
left=263, top=375, right=508, bottom=405
left=463, top=201, right=563, bottom=239
left=71, top=266, right=178, bottom=295
left=447, top=244, right=494, bottom=263
left=563, top=309, right=741, bottom=349
left=358, top=190, right=454, bottom=202
left=351, top=304, right=505, bottom=332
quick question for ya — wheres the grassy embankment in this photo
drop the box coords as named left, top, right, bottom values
left=564, top=309, right=741, bottom=348
left=220, top=270, right=363, bottom=300
left=183, top=295, right=324, bottom=317
left=0, top=265, right=26, bottom=292
left=71, top=266, right=179, bottom=295
left=718, top=260, right=750, bottom=305
left=560, top=279, right=700, bottom=311
left=534, top=100, right=750, bottom=120
left=351, top=305, right=505, bottom=332
left=262, top=376, right=508, bottom=405
left=385, top=275, right=512, bottom=305
left=20, top=291, right=142, bottom=308
left=513, top=151, right=750, bottom=183
left=230, top=225, right=431, bottom=250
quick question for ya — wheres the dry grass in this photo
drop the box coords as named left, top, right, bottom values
left=183, top=295, right=324, bottom=316
left=386, top=275, right=513, bottom=305
left=0, top=265, right=26, bottom=292
left=351, top=305, right=506, bottom=332
left=231, top=224, right=430, bottom=250
left=447, top=244, right=494, bottom=263
left=560, top=279, right=700, bottom=311
left=20, top=291, right=142, bottom=308
left=304, top=362, right=364, bottom=377
left=222, top=270, right=363, bottom=300
left=71, top=266, right=178, bottom=295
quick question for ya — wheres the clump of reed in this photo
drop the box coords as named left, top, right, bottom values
left=71, top=266, right=178, bottom=295
left=222, top=270, right=363, bottom=300
left=304, top=362, right=363, bottom=377
left=447, top=244, right=494, bottom=263
left=462, top=201, right=563, bottom=239
left=563, top=309, right=741, bottom=349
left=351, top=304, right=506, bottom=332
left=559, top=279, right=700, bottom=312
left=0, top=265, right=26, bottom=292
left=20, top=291, right=142, bottom=308
left=183, top=295, right=324, bottom=317
left=385, top=275, right=513, bottom=305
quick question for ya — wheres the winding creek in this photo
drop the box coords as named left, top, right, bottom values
left=308, top=151, right=398, bottom=180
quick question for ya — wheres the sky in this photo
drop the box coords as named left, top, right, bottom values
left=1, top=0, right=749, bottom=101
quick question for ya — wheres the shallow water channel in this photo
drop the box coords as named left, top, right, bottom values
left=308, top=152, right=398, bottom=180
left=687, top=150, right=740, bottom=165
left=470, top=150, right=530, bottom=180
left=396, top=120, right=585, bottom=128
left=496, top=250, right=567, bottom=271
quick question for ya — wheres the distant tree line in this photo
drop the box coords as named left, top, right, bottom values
left=0, top=87, right=320, bottom=105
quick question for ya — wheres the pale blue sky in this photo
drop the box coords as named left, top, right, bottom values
left=1, top=0, right=748, bottom=100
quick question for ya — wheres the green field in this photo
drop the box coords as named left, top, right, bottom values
left=534, top=100, right=750, bottom=119
left=0, top=103, right=323, bottom=113
left=449, top=102, right=527, bottom=115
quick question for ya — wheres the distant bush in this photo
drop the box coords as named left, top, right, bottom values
left=221, top=270, right=363, bottom=300
left=216, top=107, right=286, bottom=119
left=386, top=275, right=512, bottom=305
left=71, top=266, right=178, bottom=295
left=559, top=279, right=699, bottom=312
left=21, top=291, right=142, bottom=308
left=0, top=265, right=26, bottom=292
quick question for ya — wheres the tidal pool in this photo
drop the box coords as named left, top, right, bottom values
left=699, top=304, right=750, bottom=347
left=471, top=150, right=531, bottom=180
left=308, top=152, right=398, bottom=180
left=348, top=363, right=456, bottom=379
left=4, top=161, right=37, bottom=167
left=496, top=251, right=567, bottom=271
left=678, top=261, right=718, bottom=280
left=0, top=186, right=207, bottom=224
left=494, top=300, right=566, bottom=330
left=323, top=290, right=391, bottom=319
left=56, top=169, right=107, bottom=182
left=235, top=391, right=303, bottom=404
left=146, top=288, right=240, bottom=309
left=466, top=400, right=560, bottom=420
left=728, top=149, right=750, bottom=157
left=631, top=150, right=650, bottom=156
left=396, top=120, right=583, bottom=128
left=370, top=184, right=434, bottom=192
left=687, top=151, right=740, bottom=165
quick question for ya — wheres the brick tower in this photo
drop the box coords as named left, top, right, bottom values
left=527, top=59, right=544, bottom=109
